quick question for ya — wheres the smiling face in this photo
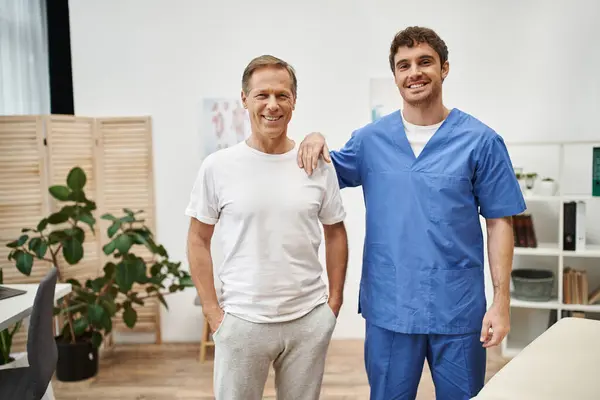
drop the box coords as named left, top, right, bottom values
left=241, top=66, right=296, bottom=140
left=393, top=41, right=449, bottom=108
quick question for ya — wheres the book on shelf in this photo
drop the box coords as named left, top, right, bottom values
left=562, top=267, right=600, bottom=305
left=512, top=214, right=537, bottom=248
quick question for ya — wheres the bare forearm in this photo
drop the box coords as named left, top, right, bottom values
left=324, top=223, right=349, bottom=303
left=487, top=217, right=514, bottom=304
left=187, top=235, right=219, bottom=311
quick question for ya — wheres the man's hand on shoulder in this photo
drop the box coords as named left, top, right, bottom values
left=297, top=132, right=330, bottom=176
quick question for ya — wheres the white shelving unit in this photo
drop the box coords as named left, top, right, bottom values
left=501, top=140, right=600, bottom=358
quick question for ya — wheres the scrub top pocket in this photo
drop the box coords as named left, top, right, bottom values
left=424, top=174, right=475, bottom=224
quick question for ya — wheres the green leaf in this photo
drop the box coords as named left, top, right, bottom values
left=107, top=221, right=121, bottom=238
left=115, top=262, right=134, bottom=292
left=67, top=190, right=86, bottom=202
left=49, top=185, right=70, bottom=201
left=103, top=262, right=116, bottom=277
left=101, top=213, right=118, bottom=221
left=37, top=218, right=48, bottom=232
left=115, top=234, right=133, bottom=254
left=66, top=278, right=82, bottom=288
left=87, top=304, right=105, bottom=324
left=6, top=240, right=19, bottom=248
left=102, top=240, right=116, bottom=255
left=179, top=276, right=194, bottom=287
left=66, top=227, right=85, bottom=244
left=132, top=258, right=147, bottom=283
left=28, top=237, right=41, bottom=252
left=16, top=234, right=28, bottom=247
left=123, top=305, right=137, bottom=328
left=91, top=331, right=103, bottom=348
left=28, top=237, right=47, bottom=259
left=120, top=215, right=135, bottom=223
left=15, top=251, right=33, bottom=276
left=63, top=237, right=84, bottom=264
left=128, top=294, right=144, bottom=306
left=88, top=277, right=106, bottom=292
left=73, top=317, right=89, bottom=336
left=100, top=298, right=117, bottom=316
left=77, top=211, right=96, bottom=232
left=156, top=293, right=168, bottom=310
left=48, top=212, right=69, bottom=225
left=150, top=263, right=162, bottom=276
left=67, top=167, right=87, bottom=191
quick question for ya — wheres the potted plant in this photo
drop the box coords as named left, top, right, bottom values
left=538, top=177, right=557, bottom=196
left=5, top=166, right=193, bottom=381
left=0, top=269, right=26, bottom=371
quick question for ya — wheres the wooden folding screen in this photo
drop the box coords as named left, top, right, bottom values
left=95, top=117, right=160, bottom=341
left=0, top=116, right=51, bottom=351
left=0, top=115, right=159, bottom=350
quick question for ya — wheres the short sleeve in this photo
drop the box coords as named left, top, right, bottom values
left=184, top=157, right=220, bottom=224
left=474, top=134, right=526, bottom=218
left=330, top=130, right=362, bottom=189
left=318, top=161, right=347, bottom=225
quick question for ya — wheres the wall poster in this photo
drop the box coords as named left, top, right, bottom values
left=201, top=98, right=252, bottom=157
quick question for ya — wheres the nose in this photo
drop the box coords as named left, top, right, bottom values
left=409, top=64, right=423, bottom=78
left=266, top=95, right=279, bottom=111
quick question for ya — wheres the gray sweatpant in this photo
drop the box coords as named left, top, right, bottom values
left=212, top=302, right=337, bottom=400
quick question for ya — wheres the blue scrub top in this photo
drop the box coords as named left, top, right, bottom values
left=330, top=108, right=526, bottom=335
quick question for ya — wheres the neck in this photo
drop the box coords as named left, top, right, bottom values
left=402, top=98, right=449, bottom=126
left=246, top=132, right=294, bottom=154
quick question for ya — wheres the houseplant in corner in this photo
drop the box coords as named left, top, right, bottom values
left=5, top=166, right=193, bottom=381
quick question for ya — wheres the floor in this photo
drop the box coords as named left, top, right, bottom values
left=52, top=340, right=509, bottom=399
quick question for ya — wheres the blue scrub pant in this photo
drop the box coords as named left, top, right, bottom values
left=364, top=321, right=486, bottom=400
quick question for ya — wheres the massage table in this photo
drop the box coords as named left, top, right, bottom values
left=473, top=317, right=600, bottom=399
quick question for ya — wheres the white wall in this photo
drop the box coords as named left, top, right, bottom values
left=68, top=0, right=600, bottom=341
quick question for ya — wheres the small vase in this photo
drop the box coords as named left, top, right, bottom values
left=538, top=180, right=557, bottom=196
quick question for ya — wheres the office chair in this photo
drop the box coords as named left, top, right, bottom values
left=0, top=267, right=58, bottom=400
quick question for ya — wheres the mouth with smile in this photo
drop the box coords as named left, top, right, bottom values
left=406, top=81, right=429, bottom=90
left=262, top=115, right=282, bottom=122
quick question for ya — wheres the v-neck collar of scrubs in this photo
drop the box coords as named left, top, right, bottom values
left=391, top=108, right=461, bottom=169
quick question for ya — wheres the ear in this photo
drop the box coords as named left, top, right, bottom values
left=241, top=89, right=247, bottom=109
left=441, top=61, right=449, bottom=83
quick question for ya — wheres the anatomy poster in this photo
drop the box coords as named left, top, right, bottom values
left=369, top=77, right=401, bottom=122
left=201, top=98, right=252, bottom=156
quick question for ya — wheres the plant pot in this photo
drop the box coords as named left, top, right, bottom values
left=0, top=351, right=27, bottom=370
left=538, top=180, right=557, bottom=196
left=55, top=334, right=99, bottom=382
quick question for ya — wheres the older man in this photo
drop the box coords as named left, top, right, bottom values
left=185, top=54, right=349, bottom=400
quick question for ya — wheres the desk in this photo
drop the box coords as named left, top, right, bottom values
left=474, top=317, right=600, bottom=400
left=0, top=284, right=72, bottom=331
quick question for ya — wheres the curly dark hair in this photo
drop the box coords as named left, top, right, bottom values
left=389, top=26, right=449, bottom=73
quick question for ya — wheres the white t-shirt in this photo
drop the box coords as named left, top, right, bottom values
left=185, top=140, right=346, bottom=323
left=402, top=111, right=444, bottom=158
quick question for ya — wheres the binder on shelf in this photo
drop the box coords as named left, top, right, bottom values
left=593, top=147, right=600, bottom=197
left=563, top=202, right=576, bottom=251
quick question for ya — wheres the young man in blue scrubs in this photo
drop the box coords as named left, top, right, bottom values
left=297, top=26, right=526, bottom=399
